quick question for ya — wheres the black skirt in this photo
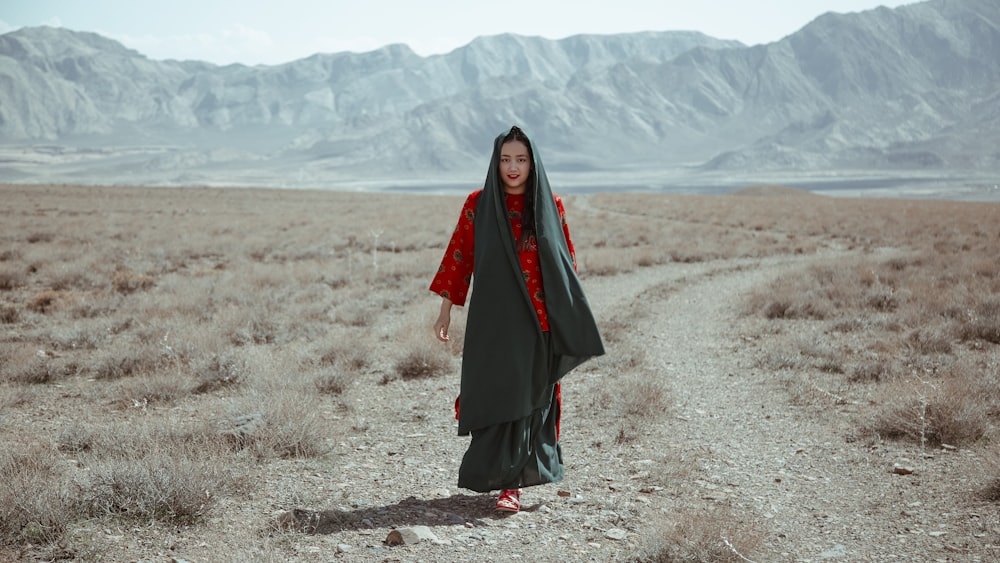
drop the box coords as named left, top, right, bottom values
left=457, top=383, right=563, bottom=492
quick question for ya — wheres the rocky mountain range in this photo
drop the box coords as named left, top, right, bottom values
left=0, top=0, right=998, bottom=193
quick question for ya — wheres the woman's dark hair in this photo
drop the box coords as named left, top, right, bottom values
left=500, top=126, right=536, bottom=249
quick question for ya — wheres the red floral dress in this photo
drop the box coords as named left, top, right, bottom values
left=429, top=190, right=576, bottom=332
left=431, top=189, right=576, bottom=439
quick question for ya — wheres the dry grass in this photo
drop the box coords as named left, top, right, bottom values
left=1, top=183, right=997, bottom=558
left=633, top=504, right=765, bottom=562
left=0, top=445, right=74, bottom=547
left=730, top=192, right=999, bottom=502
left=0, top=423, right=247, bottom=554
left=393, top=341, right=453, bottom=381
left=76, top=425, right=246, bottom=524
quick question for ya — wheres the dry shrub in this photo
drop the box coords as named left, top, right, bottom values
left=634, top=504, right=764, bottom=563
left=26, top=289, right=73, bottom=314
left=93, top=342, right=166, bottom=380
left=620, top=374, right=671, bottom=419
left=0, top=305, right=18, bottom=324
left=797, top=338, right=844, bottom=373
left=751, top=271, right=838, bottom=320
left=49, top=266, right=102, bottom=291
left=611, top=370, right=671, bottom=443
left=111, top=268, right=156, bottom=294
left=748, top=259, right=902, bottom=321
left=0, top=345, right=76, bottom=384
left=581, top=248, right=639, bottom=277
left=906, top=325, right=954, bottom=355
left=314, top=369, right=349, bottom=395
left=0, top=384, right=35, bottom=410
left=192, top=350, right=246, bottom=394
left=56, top=425, right=99, bottom=454
left=599, top=318, right=633, bottom=344
left=78, top=429, right=243, bottom=525
left=226, top=359, right=331, bottom=459
left=394, top=341, right=452, bottom=380
left=225, top=310, right=279, bottom=346
left=225, top=403, right=328, bottom=460
left=636, top=251, right=663, bottom=267
left=5, top=358, right=59, bottom=385
left=113, top=373, right=191, bottom=408
left=870, top=373, right=990, bottom=447
left=0, top=269, right=25, bottom=291
left=47, top=321, right=110, bottom=351
left=959, top=299, right=1000, bottom=344
left=26, top=232, right=54, bottom=244
left=982, top=444, right=1000, bottom=502
left=864, top=287, right=901, bottom=312
left=761, top=348, right=804, bottom=371
left=848, top=359, right=893, bottom=383
left=317, top=340, right=370, bottom=372
left=0, top=445, right=75, bottom=548
left=984, top=479, right=1000, bottom=502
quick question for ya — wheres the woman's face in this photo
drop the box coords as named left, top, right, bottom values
left=499, top=140, right=531, bottom=194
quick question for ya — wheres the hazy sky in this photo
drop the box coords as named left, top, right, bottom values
left=1, top=1, right=916, bottom=65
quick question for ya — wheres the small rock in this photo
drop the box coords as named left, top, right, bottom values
left=928, top=531, right=947, bottom=537
left=336, top=544, right=353, bottom=553
left=385, top=525, right=438, bottom=546
left=557, top=490, right=572, bottom=497
left=605, top=528, right=628, bottom=541
left=893, top=464, right=915, bottom=475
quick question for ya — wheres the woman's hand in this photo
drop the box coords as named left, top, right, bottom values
left=434, top=298, right=453, bottom=342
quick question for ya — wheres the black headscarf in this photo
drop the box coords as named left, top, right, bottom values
left=457, top=126, right=605, bottom=435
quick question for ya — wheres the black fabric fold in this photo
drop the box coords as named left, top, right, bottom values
left=457, top=127, right=605, bottom=437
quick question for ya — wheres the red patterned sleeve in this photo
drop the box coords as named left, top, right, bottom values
left=554, top=195, right=577, bottom=272
left=429, top=191, right=481, bottom=306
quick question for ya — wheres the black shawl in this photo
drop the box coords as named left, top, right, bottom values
left=457, top=127, right=605, bottom=435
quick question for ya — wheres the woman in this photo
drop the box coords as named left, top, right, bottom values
left=429, top=125, right=604, bottom=512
